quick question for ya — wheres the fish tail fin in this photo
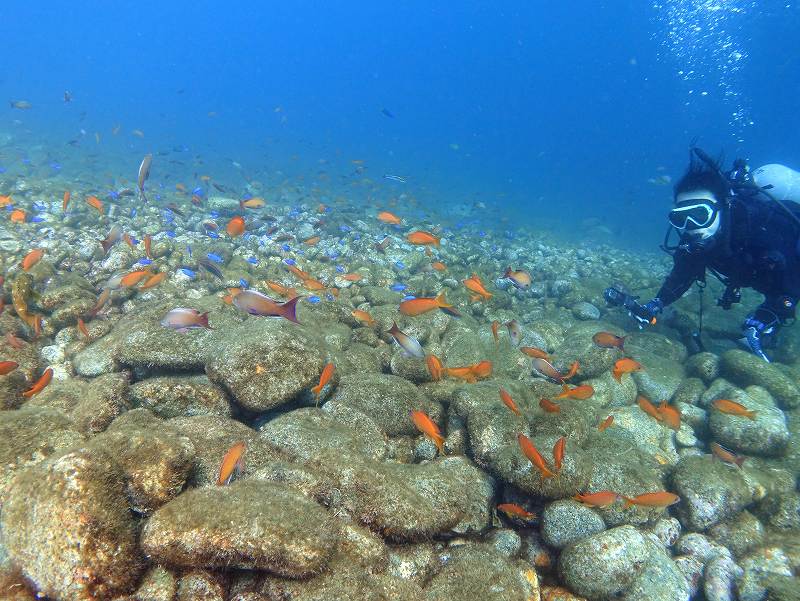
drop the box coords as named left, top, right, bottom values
left=198, top=311, right=212, bottom=329
left=612, top=370, right=621, bottom=383
left=100, top=239, right=112, bottom=254
left=735, top=456, right=746, bottom=468
left=746, top=410, right=757, bottom=420
left=280, top=296, right=302, bottom=323
left=622, top=497, right=635, bottom=508
left=311, top=383, right=322, bottom=396
left=435, top=291, right=452, bottom=308
left=434, top=434, right=445, bottom=455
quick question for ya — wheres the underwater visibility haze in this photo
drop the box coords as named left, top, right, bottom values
left=0, top=1, right=799, bottom=600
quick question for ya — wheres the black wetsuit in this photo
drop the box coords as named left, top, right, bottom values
left=657, top=193, right=800, bottom=324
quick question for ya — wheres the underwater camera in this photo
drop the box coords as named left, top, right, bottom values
left=603, top=287, right=656, bottom=325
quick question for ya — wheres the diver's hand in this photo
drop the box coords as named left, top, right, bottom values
left=631, top=298, right=662, bottom=328
left=743, top=316, right=772, bottom=362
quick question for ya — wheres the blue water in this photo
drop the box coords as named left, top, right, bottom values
left=2, top=1, right=798, bottom=249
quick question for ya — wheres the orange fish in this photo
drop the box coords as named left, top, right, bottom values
left=491, top=320, right=500, bottom=346
left=351, top=309, right=375, bottom=326
left=637, top=395, right=663, bottom=421
left=426, top=354, right=444, bottom=381
left=712, top=399, right=756, bottom=420
left=521, top=346, right=550, bottom=360
left=497, top=503, right=536, bottom=521
left=86, top=195, right=104, bottom=214
left=312, top=362, right=335, bottom=399
left=462, top=274, right=492, bottom=301
left=0, top=194, right=12, bottom=207
left=410, top=410, right=444, bottom=454
left=554, top=384, right=594, bottom=400
left=77, top=318, right=90, bottom=339
left=301, top=278, right=326, bottom=291
left=518, top=433, right=555, bottom=479
left=377, top=211, right=401, bottom=225
left=563, top=361, right=580, bottom=380
left=471, top=360, right=492, bottom=379
left=0, top=361, right=19, bottom=375
left=23, top=367, right=53, bottom=398
left=444, top=365, right=479, bottom=383
left=710, top=442, right=745, bottom=468
left=285, top=264, right=311, bottom=281
left=499, top=387, right=521, bottom=415
left=431, top=261, right=447, bottom=272
left=226, top=216, right=246, bottom=237
left=502, top=267, right=532, bottom=289
left=304, top=236, right=321, bottom=246
left=553, top=437, right=566, bottom=472
left=222, top=287, right=243, bottom=304
left=343, top=273, right=363, bottom=282
left=406, top=231, right=439, bottom=246
left=399, top=292, right=453, bottom=316
left=140, top=272, right=167, bottom=290
left=623, top=491, right=680, bottom=508
left=9, top=209, right=26, bottom=223
left=539, top=398, right=561, bottom=413
left=598, top=415, right=614, bottom=431
left=612, top=358, right=642, bottom=382
left=263, top=281, right=294, bottom=297
left=217, top=441, right=246, bottom=486
left=120, top=270, right=151, bottom=288
left=175, top=183, right=187, bottom=193
left=144, top=234, right=153, bottom=259
left=593, top=332, right=626, bottom=350
left=573, top=491, right=620, bottom=507
left=657, top=401, right=681, bottom=431
left=21, top=248, right=44, bottom=271
left=62, top=191, right=71, bottom=212
left=240, top=197, right=265, bottom=209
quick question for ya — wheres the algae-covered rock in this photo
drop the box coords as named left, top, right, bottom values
left=425, top=543, right=540, bottom=601
left=671, top=455, right=753, bottom=531
left=541, top=499, right=606, bottom=549
left=755, top=492, right=800, bottom=530
left=708, top=510, right=765, bottom=557
left=720, top=349, right=800, bottom=409
left=630, top=348, right=686, bottom=404
left=552, top=321, right=622, bottom=379
left=312, top=450, right=493, bottom=541
left=141, top=479, right=337, bottom=577
left=93, top=409, right=195, bottom=514
left=324, top=372, right=442, bottom=436
left=1, top=447, right=143, bottom=601
left=737, top=547, right=794, bottom=601
left=116, top=565, right=178, bottom=601
left=129, top=374, right=232, bottom=418
left=28, top=371, right=130, bottom=433
left=686, top=352, right=721, bottom=384
left=708, top=386, right=789, bottom=456
left=559, top=525, right=689, bottom=601
left=169, top=415, right=285, bottom=486
left=176, top=569, right=228, bottom=601
left=205, top=316, right=325, bottom=412
left=0, top=405, right=86, bottom=506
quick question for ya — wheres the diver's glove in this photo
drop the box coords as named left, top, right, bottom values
left=742, top=315, right=773, bottom=362
left=632, top=298, right=663, bottom=327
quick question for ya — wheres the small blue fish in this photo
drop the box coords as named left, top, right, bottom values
left=307, top=295, right=321, bottom=304
left=335, top=265, right=345, bottom=273
left=207, top=231, right=220, bottom=239
left=192, top=186, right=204, bottom=196
left=239, top=278, right=249, bottom=289
left=32, top=201, right=47, bottom=212
left=391, top=283, right=407, bottom=292
left=394, top=261, right=405, bottom=270
left=339, top=225, right=352, bottom=233
left=353, top=233, right=361, bottom=241
left=206, top=252, right=224, bottom=264
left=30, top=215, right=46, bottom=223
left=328, top=251, right=339, bottom=260
left=130, top=208, right=137, bottom=218
left=50, top=162, right=62, bottom=170
left=186, top=245, right=193, bottom=258
left=137, top=258, right=154, bottom=266
left=128, top=236, right=140, bottom=245
left=281, top=244, right=291, bottom=252
left=109, top=190, right=119, bottom=200
left=325, top=292, right=335, bottom=301
left=0, top=166, right=6, bottom=174
left=284, top=258, right=296, bottom=266
left=402, top=295, right=417, bottom=301
left=178, top=268, right=197, bottom=279
left=246, top=257, right=258, bottom=265
left=210, top=210, right=220, bottom=218
left=166, top=230, right=176, bottom=238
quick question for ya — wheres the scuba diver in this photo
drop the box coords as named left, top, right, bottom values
left=604, top=147, right=800, bottom=362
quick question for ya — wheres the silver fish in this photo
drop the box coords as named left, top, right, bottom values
left=232, top=290, right=300, bottom=323
left=531, top=357, right=564, bottom=383
left=388, top=321, right=424, bottom=358
left=383, top=174, right=407, bottom=183
left=161, top=308, right=211, bottom=331
left=138, top=154, right=152, bottom=202
left=505, top=319, right=522, bottom=346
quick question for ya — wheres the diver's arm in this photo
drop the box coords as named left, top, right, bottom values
left=655, top=251, right=705, bottom=307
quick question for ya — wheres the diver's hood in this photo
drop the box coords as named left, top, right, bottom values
left=753, top=163, right=800, bottom=203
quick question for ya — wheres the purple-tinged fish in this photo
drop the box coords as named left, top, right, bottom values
left=388, top=321, right=424, bottom=358
left=232, top=290, right=301, bottom=323
left=531, top=357, right=565, bottom=383
left=505, top=319, right=522, bottom=346
left=161, top=308, right=212, bottom=332
left=100, top=225, right=122, bottom=254
left=138, top=154, right=152, bottom=202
